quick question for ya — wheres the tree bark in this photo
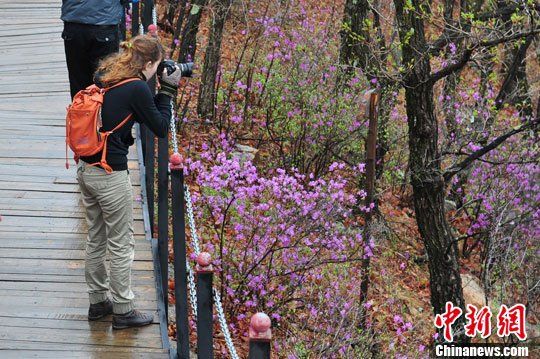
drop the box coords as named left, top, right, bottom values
left=170, top=0, right=188, bottom=56
left=197, top=0, right=231, bottom=120
left=178, top=0, right=207, bottom=63
left=394, top=0, right=468, bottom=342
left=338, top=0, right=371, bottom=80
left=496, top=0, right=534, bottom=119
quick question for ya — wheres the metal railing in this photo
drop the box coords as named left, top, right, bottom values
left=130, top=2, right=273, bottom=358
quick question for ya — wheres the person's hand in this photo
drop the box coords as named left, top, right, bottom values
left=158, top=66, right=182, bottom=98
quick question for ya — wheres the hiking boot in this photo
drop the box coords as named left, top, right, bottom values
left=112, top=309, right=154, bottom=330
left=88, top=298, right=113, bottom=321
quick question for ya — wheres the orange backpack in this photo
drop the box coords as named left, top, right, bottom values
left=65, top=78, right=138, bottom=173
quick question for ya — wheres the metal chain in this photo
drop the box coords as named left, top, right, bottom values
left=185, top=185, right=239, bottom=358
left=154, top=21, right=237, bottom=353
left=184, top=185, right=201, bottom=255
left=170, top=103, right=178, bottom=154
left=186, top=262, right=198, bottom=320
left=152, top=6, right=157, bottom=26
left=214, top=288, right=240, bottom=359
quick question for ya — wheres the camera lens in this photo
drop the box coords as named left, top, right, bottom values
left=157, top=60, right=193, bottom=78
left=178, top=62, right=193, bottom=78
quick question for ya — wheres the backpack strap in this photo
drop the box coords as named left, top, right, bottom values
left=103, top=77, right=140, bottom=92
left=85, top=113, right=133, bottom=174
left=85, top=78, right=139, bottom=173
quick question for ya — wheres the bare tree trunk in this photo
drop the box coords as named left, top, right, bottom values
left=178, top=0, right=207, bottom=63
left=496, top=34, right=535, bottom=119
left=197, top=0, right=231, bottom=120
left=338, top=0, right=370, bottom=81
left=170, top=0, right=188, bottom=56
left=497, top=1, right=534, bottom=120
left=394, top=0, right=468, bottom=343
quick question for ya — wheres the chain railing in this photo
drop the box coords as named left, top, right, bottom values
left=186, top=262, right=198, bottom=319
left=135, top=2, right=273, bottom=358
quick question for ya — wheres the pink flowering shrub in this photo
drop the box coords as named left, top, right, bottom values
left=185, top=134, right=372, bottom=352
left=462, top=132, right=539, bottom=301
left=214, top=1, right=370, bottom=178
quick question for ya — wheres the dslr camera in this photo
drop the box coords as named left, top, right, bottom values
left=157, top=59, right=193, bottom=78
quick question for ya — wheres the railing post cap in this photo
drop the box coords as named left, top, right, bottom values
left=169, top=152, right=183, bottom=170
left=148, top=24, right=158, bottom=36
left=196, top=252, right=212, bottom=266
left=195, top=252, right=213, bottom=273
left=249, top=312, right=272, bottom=341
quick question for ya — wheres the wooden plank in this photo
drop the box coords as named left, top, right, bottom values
left=0, top=157, right=141, bottom=166
left=0, top=209, right=142, bottom=220
left=0, top=341, right=168, bottom=356
left=0, top=248, right=153, bottom=261
left=0, top=239, right=150, bottom=250
left=0, top=230, right=147, bottom=239
left=0, top=181, right=79, bottom=192
left=0, top=326, right=162, bottom=348
left=0, top=281, right=155, bottom=293
left=0, top=307, right=159, bottom=322
left=0, top=296, right=157, bottom=310
left=0, top=350, right=168, bottom=359
left=0, top=258, right=154, bottom=271
left=1, top=207, right=143, bottom=216
left=0, top=230, right=144, bottom=239
left=0, top=215, right=144, bottom=229
left=0, top=306, right=159, bottom=320
left=0, top=174, right=141, bottom=185
left=0, top=222, right=145, bottom=235
left=0, top=273, right=156, bottom=284
left=0, top=267, right=155, bottom=277
left=0, top=288, right=157, bottom=300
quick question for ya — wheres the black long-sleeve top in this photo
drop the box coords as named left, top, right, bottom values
left=81, top=80, right=171, bottom=171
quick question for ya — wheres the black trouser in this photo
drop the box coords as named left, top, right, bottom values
left=62, top=22, right=120, bottom=99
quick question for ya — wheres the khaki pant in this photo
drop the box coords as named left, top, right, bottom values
left=76, top=161, right=135, bottom=314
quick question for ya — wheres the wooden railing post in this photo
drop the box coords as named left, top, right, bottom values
left=196, top=252, right=214, bottom=359
left=157, top=136, right=169, bottom=320
left=358, top=89, right=380, bottom=328
left=248, top=313, right=272, bottom=359
left=131, top=0, right=140, bottom=36
left=143, top=126, right=155, bottom=233
left=119, top=3, right=127, bottom=41
left=141, top=0, right=154, bottom=32
left=170, top=153, right=191, bottom=358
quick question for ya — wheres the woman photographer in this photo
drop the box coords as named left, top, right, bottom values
left=77, top=35, right=181, bottom=329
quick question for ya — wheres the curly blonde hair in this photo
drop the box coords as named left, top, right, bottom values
left=96, top=35, right=165, bottom=87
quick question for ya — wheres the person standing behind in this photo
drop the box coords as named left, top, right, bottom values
left=61, top=0, right=126, bottom=98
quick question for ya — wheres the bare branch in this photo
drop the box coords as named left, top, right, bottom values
left=443, top=119, right=539, bottom=183
left=430, top=29, right=540, bottom=83
left=428, top=3, right=540, bottom=55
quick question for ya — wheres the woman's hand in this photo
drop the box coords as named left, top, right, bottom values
left=158, top=66, right=182, bottom=98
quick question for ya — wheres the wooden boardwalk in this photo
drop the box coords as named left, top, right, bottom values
left=0, top=1, right=168, bottom=357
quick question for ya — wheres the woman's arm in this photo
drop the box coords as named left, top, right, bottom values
left=130, top=81, right=171, bottom=138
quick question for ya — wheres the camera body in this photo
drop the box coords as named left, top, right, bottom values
left=157, top=59, right=193, bottom=78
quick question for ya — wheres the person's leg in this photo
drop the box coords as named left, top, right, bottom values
left=88, top=25, right=120, bottom=81
left=95, top=169, right=135, bottom=315
left=62, top=22, right=93, bottom=98
left=76, top=163, right=110, bottom=305
left=93, top=168, right=153, bottom=329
